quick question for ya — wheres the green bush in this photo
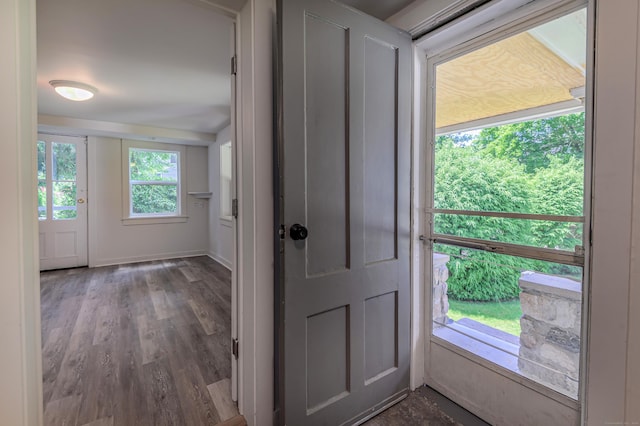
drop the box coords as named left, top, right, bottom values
left=434, top=141, right=535, bottom=301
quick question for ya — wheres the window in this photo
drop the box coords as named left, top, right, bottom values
left=220, top=141, right=233, bottom=221
left=37, top=138, right=81, bottom=221
left=427, top=6, right=587, bottom=400
left=122, top=140, right=186, bottom=224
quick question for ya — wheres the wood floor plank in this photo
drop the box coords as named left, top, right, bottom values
left=144, top=359, right=186, bottom=426
left=113, top=316, right=150, bottom=426
left=216, top=415, right=247, bottom=426
left=44, top=394, right=82, bottom=426
left=49, top=330, right=92, bottom=401
left=41, top=256, right=233, bottom=426
left=93, top=304, right=119, bottom=346
left=172, top=359, right=222, bottom=425
left=76, top=344, right=117, bottom=425
left=41, top=327, right=72, bottom=404
left=137, top=314, right=165, bottom=365
left=150, top=290, right=175, bottom=320
left=50, top=294, right=84, bottom=332
left=207, top=378, right=239, bottom=422
left=80, top=417, right=114, bottom=426
left=188, top=298, right=218, bottom=335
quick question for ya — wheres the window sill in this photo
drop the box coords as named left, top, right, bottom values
left=122, top=216, right=188, bottom=225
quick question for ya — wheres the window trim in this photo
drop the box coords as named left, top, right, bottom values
left=122, top=140, right=187, bottom=225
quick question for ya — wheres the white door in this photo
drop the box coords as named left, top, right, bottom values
left=278, top=0, right=412, bottom=424
left=38, top=134, right=88, bottom=270
left=419, top=1, right=589, bottom=424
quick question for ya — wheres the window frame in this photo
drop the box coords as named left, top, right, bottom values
left=419, top=0, right=592, bottom=409
left=122, top=140, right=187, bottom=225
left=425, top=1, right=589, bottom=268
left=219, top=140, right=233, bottom=223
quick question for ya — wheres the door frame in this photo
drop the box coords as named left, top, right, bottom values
left=0, top=0, right=276, bottom=425
left=411, top=0, right=595, bottom=423
left=37, top=133, right=89, bottom=270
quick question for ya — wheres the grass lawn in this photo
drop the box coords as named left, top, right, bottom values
left=448, top=299, right=522, bottom=337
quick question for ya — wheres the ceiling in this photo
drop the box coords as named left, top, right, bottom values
left=436, top=8, right=587, bottom=132
left=37, top=0, right=235, bottom=137
left=36, top=0, right=411, bottom=141
left=341, top=0, right=415, bottom=20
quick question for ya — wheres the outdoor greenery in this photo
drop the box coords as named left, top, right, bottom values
left=448, top=299, right=523, bottom=336
left=129, top=148, right=179, bottom=215
left=37, top=141, right=78, bottom=220
left=435, top=112, right=585, bottom=301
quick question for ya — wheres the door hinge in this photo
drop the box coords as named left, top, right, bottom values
left=232, top=338, right=239, bottom=359
left=279, top=224, right=286, bottom=239
left=231, top=55, right=237, bottom=75
left=232, top=198, right=238, bottom=218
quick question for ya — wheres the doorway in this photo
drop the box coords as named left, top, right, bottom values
left=38, top=134, right=88, bottom=271
left=35, top=0, right=240, bottom=424
left=417, top=1, right=591, bottom=424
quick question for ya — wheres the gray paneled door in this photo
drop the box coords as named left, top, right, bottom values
left=279, top=0, right=411, bottom=424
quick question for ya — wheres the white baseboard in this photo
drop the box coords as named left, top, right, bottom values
left=92, top=249, right=208, bottom=267
left=207, top=251, right=232, bottom=270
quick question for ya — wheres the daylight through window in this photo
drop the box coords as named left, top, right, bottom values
left=129, top=148, right=180, bottom=216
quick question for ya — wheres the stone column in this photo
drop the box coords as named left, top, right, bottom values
left=518, top=272, right=581, bottom=398
left=433, top=253, right=450, bottom=327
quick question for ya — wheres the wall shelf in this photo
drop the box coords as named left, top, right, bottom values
left=188, top=192, right=212, bottom=199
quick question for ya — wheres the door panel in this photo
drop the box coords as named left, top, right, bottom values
left=280, top=0, right=411, bottom=424
left=304, top=13, right=350, bottom=277
left=363, top=37, right=399, bottom=265
left=38, top=134, right=88, bottom=271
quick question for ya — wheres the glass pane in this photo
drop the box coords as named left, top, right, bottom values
left=220, top=141, right=233, bottom=218
left=131, top=184, right=178, bottom=215
left=434, top=213, right=583, bottom=252
left=53, top=182, right=77, bottom=220
left=37, top=141, right=46, bottom=180
left=52, top=143, right=76, bottom=181
left=434, top=8, right=586, bottom=217
left=432, top=244, right=582, bottom=399
left=130, top=149, right=178, bottom=182
left=38, top=181, right=47, bottom=220
left=434, top=119, right=585, bottom=217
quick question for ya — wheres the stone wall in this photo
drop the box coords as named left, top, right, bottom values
left=518, top=272, right=581, bottom=398
left=433, top=253, right=450, bottom=326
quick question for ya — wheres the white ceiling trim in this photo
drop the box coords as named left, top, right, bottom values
left=38, top=114, right=217, bottom=146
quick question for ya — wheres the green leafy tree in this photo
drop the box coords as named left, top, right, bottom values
left=476, top=112, right=584, bottom=173
left=434, top=140, right=538, bottom=301
left=129, top=149, right=179, bottom=215
left=530, top=156, right=584, bottom=250
left=52, top=143, right=78, bottom=219
left=434, top=113, right=586, bottom=300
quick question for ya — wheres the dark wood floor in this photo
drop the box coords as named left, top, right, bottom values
left=41, top=256, right=238, bottom=426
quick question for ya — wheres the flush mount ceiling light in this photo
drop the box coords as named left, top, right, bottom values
left=49, top=80, right=97, bottom=101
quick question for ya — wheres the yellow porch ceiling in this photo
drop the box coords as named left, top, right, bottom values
left=435, top=31, right=585, bottom=129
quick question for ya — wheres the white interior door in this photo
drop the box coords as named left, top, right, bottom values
left=279, top=0, right=411, bottom=424
left=38, top=134, right=88, bottom=271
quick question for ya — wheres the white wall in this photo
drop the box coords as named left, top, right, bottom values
left=0, top=0, right=41, bottom=425
left=208, top=124, right=233, bottom=268
left=88, top=136, right=210, bottom=266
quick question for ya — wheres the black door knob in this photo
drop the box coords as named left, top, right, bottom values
left=289, top=224, right=308, bottom=241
